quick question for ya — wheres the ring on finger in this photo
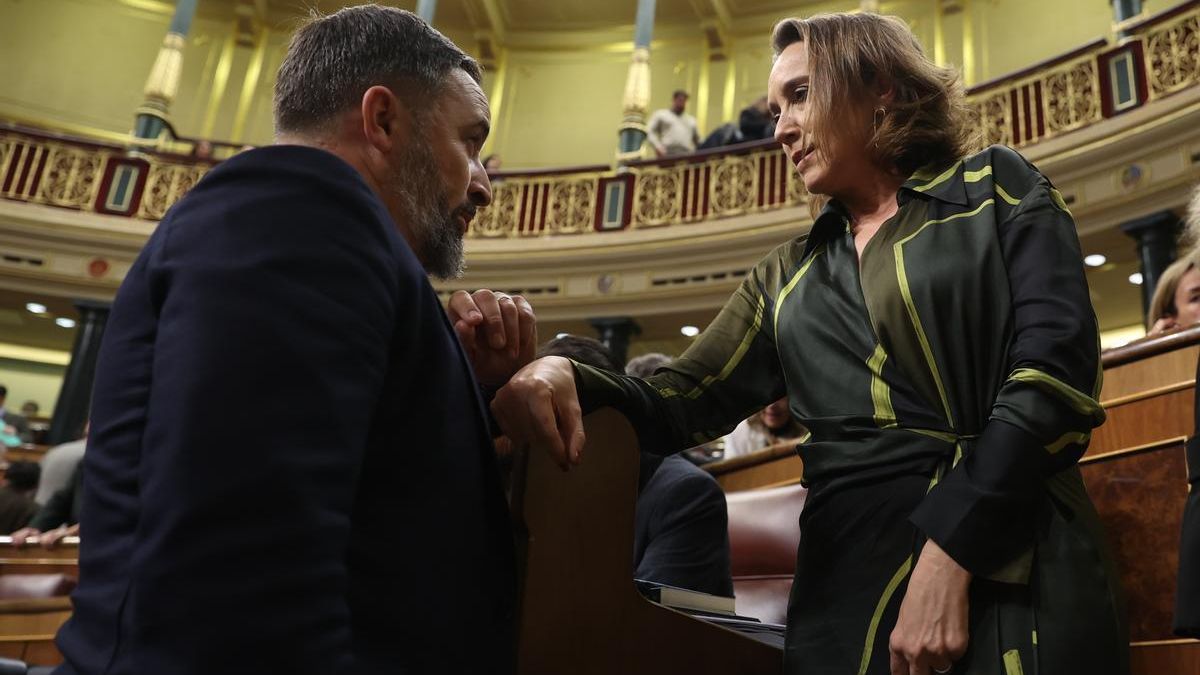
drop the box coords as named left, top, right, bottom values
left=496, top=293, right=512, bottom=303
left=933, top=665, right=952, bottom=674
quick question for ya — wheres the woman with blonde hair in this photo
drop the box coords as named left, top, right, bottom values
left=1147, top=187, right=1200, bottom=336
left=494, top=12, right=1125, bottom=675
left=1147, top=247, right=1200, bottom=335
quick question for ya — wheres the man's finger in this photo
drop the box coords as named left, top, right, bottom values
left=498, top=296, right=519, bottom=359
left=514, top=295, right=536, bottom=361
left=447, top=290, right=482, bottom=325
left=473, top=291, right=506, bottom=349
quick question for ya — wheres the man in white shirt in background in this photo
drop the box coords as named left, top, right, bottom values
left=646, top=90, right=700, bottom=157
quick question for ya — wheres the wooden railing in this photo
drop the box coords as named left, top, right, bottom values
left=1, top=0, right=1197, bottom=238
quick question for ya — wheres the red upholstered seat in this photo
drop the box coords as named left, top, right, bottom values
left=0, top=573, right=77, bottom=600
left=725, top=482, right=807, bottom=624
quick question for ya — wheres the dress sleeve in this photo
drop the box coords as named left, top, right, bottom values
left=910, top=177, right=1105, bottom=581
left=574, top=265, right=787, bottom=455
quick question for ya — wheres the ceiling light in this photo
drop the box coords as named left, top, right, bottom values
left=680, top=325, right=700, bottom=337
left=1083, top=254, right=1107, bottom=267
left=25, top=302, right=47, bottom=314
left=1129, top=272, right=1144, bottom=285
left=555, top=332, right=569, bottom=339
left=55, top=318, right=76, bottom=328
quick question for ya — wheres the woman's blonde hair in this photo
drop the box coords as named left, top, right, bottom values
left=1183, top=183, right=1200, bottom=248
left=771, top=13, right=974, bottom=178
left=1148, top=246, right=1200, bottom=328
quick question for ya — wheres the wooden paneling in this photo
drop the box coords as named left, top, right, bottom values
left=1130, top=641, right=1200, bottom=673
left=715, top=455, right=803, bottom=492
left=1081, top=443, right=1188, bottom=642
left=1088, top=387, right=1194, bottom=458
left=1101, top=344, right=1199, bottom=403
left=0, top=597, right=70, bottom=666
left=514, top=409, right=783, bottom=674
left=705, top=444, right=804, bottom=492
left=0, top=538, right=79, bottom=578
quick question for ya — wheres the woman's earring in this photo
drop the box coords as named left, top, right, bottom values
left=872, top=106, right=887, bottom=142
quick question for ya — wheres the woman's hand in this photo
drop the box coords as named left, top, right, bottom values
left=889, top=540, right=971, bottom=675
left=1148, top=316, right=1178, bottom=337
left=491, top=356, right=586, bottom=471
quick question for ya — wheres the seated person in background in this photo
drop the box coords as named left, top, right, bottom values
left=11, top=464, right=81, bottom=549
left=723, top=396, right=806, bottom=459
left=625, top=352, right=672, bottom=378
left=738, top=96, right=776, bottom=142
left=0, top=385, right=30, bottom=443
left=1148, top=246, right=1200, bottom=336
left=0, top=461, right=40, bottom=534
left=36, top=425, right=87, bottom=505
left=537, top=335, right=733, bottom=597
left=20, top=401, right=39, bottom=419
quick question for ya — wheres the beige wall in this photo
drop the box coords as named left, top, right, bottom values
left=0, top=358, right=64, bottom=418
left=0, top=0, right=1182, bottom=166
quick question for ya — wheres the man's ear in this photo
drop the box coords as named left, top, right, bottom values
left=360, top=85, right=411, bottom=154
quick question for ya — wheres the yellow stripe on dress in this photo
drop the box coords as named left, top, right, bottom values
left=892, top=200, right=994, bottom=427
left=856, top=555, right=914, bottom=675
left=773, top=244, right=826, bottom=337
left=867, top=344, right=898, bottom=428
left=1006, top=367, right=1105, bottom=421
left=680, top=292, right=765, bottom=400
left=1003, top=648, right=1027, bottom=675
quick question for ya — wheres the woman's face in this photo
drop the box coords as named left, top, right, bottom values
left=1173, top=267, right=1200, bottom=327
left=768, top=41, right=870, bottom=198
left=761, top=397, right=792, bottom=431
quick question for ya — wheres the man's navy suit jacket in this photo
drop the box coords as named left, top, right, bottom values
left=54, top=146, right=515, bottom=674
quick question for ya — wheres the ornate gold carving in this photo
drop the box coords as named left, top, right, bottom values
left=971, top=90, right=1013, bottom=148
left=137, top=160, right=209, bottom=220
left=1144, top=13, right=1200, bottom=99
left=1042, top=58, right=1101, bottom=136
left=547, top=178, right=596, bottom=235
left=709, top=155, right=757, bottom=217
left=633, top=169, right=683, bottom=227
left=473, top=182, right=522, bottom=237
left=36, top=145, right=107, bottom=209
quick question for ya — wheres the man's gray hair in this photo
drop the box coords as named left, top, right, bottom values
left=274, top=5, right=482, bottom=135
left=625, top=352, right=672, bottom=378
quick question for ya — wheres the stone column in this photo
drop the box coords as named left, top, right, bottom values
left=590, top=318, right=641, bottom=370
left=616, top=0, right=657, bottom=163
left=1121, top=211, right=1180, bottom=317
left=416, top=0, right=437, bottom=24
left=47, top=300, right=111, bottom=446
left=134, top=0, right=199, bottom=141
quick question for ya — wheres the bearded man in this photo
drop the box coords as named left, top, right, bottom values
left=51, top=7, right=531, bottom=674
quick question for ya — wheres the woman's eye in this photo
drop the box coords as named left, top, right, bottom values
left=792, top=86, right=809, bottom=103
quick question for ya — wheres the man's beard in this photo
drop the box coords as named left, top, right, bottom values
left=391, top=137, right=474, bottom=280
